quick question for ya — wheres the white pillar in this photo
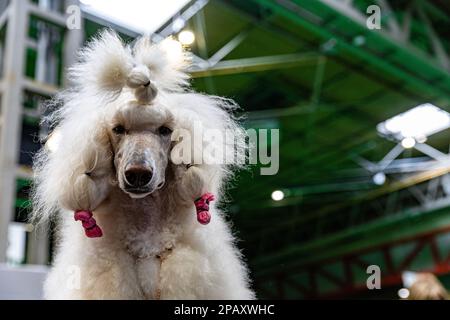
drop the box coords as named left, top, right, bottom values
left=0, top=0, right=28, bottom=262
left=26, top=0, right=83, bottom=265
left=63, top=0, right=83, bottom=87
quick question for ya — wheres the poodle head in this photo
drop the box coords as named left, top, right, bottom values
left=107, top=99, right=175, bottom=199
left=32, top=30, right=245, bottom=222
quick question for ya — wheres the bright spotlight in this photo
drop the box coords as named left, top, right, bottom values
left=271, top=190, right=284, bottom=201
left=398, top=288, right=410, bottom=299
left=79, top=0, right=190, bottom=34
left=377, top=103, right=450, bottom=141
left=401, top=137, right=416, bottom=149
left=372, top=172, right=386, bottom=185
left=178, top=30, right=195, bottom=45
left=160, top=37, right=183, bottom=60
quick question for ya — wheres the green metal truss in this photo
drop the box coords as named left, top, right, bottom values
left=255, top=0, right=450, bottom=103
left=253, top=199, right=450, bottom=276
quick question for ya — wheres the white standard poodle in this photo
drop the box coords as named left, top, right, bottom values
left=31, top=30, right=255, bottom=300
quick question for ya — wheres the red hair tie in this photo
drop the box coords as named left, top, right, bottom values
left=74, top=193, right=214, bottom=238
left=74, top=210, right=103, bottom=238
left=194, top=193, right=215, bottom=225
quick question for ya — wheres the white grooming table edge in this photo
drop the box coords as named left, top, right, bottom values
left=0, top=264, right=48, bottom=300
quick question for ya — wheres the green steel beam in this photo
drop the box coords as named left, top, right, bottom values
left=253, top=201, right=450, bottom=276
left=238, top=178, right=375, bottom=211
left=415, top=0, right=450, bottom=25
left=237, top=130, right=377, bottom=204
left=190, top=52, right=318, bottom=77
left=311, top=0, right=450, bottom=79
left=255, top=0, right=450, bottom=102
left=245, top=163, right=450, bottom=235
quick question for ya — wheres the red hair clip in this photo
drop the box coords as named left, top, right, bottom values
left=194, top=193, right=215, bottom=225
left=74, top=210, right=103, bottom=238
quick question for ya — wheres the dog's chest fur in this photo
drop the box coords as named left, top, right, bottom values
left=93, top=188, right=195, bottom=299
left=102, top=187, right=189, bottom=258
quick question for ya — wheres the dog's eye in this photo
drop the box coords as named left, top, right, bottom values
left=113, top=125, right=126, bottom=135
left=158, top=126, right=172, bottom=136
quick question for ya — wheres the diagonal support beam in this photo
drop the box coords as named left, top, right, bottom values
left=190, top=52, right=318, bottom=77
left=208, top=28, right=251, bottom=66
left=415, top=3, right=450, bottom=70
left=375, top=0, right=402, bottom=39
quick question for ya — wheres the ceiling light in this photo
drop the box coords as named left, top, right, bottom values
left=377, top=103, right=450, bottom=141
left=372, top=172, right=386, bottom=185
left=80, top=0, right=190, bottom=34
left=401, top=137, right=416, bottom=149
left=353, top=35, right=365, bottom=46
left=178, top=30, right=195, bottom=45
left=271, top=190, right=284, bottom=201
left=398, top=288, right=410, bottom=299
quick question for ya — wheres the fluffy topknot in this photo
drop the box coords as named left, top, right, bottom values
left=68, top=30, right=191, bottom=103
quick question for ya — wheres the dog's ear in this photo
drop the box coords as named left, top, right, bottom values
left=32, top=112, right=113, bottom=222
left=166, top=93, right=247, bottom=203
left=133, top=37, right=191, bottom=92
left=68, top=29, right=134, bottom=97
left=58, top=125, right=113, bottom=211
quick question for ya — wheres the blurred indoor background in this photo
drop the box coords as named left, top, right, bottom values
left=1, top=0, right=450, bottom=299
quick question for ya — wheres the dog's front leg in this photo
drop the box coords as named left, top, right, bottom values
left=158, top=244, right=212, bottom=299
left=135, top=257, right=161, bottom=299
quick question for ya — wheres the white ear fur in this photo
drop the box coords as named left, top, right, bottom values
left=179, top=166, right=208, bottom=201
left=167, top=92, right=246, bottom=202
left=32, top=109, right=113, bottom=223
left=68, top=30, right=134, bottom=96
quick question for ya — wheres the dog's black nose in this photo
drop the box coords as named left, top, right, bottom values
left=124, top=166, right=153, bottom=188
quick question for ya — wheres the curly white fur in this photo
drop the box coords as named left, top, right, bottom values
left=32, top=30, right=254, bottom=300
